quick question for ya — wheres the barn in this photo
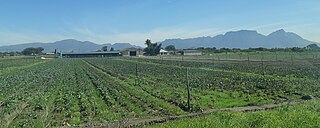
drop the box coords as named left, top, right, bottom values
left=121, top=48, right=144, bottom=56
left=61, top=51, right=121, bottom=58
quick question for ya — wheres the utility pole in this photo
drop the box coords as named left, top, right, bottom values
left=186, top=68, right=191, bottom=112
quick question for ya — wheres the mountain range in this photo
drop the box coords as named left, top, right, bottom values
left=0, top=39, right=141, bottom=52
left=0, top=29, right=317, bottom=52
left=160, top=29, right=317, bottom=49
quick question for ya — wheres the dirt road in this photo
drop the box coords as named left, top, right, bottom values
left=79, top=99, right=308, bottom=128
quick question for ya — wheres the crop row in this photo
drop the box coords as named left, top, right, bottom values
left=84, top=60, right=185, bottom=117
left=2, top=58, right=185, bottom=127
left=0, top=59, right=108, bottom=127
left=127, top=57, right=320, bottom=80
left=0, top=60, right=62, bottom=127
left=1, top=57, right=319, bottom=127
left=84, top=58, right=319, bottom=110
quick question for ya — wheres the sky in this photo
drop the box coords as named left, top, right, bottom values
left=0, top=0, right=319, bottom=46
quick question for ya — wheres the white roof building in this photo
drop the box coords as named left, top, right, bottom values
left=160, top=49, right=168, bottom=55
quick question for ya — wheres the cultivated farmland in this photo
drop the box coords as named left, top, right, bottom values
left=0, top=53, right=319, bottom=127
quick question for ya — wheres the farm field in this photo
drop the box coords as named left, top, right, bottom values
left=0, top=52, right=319, bottom=127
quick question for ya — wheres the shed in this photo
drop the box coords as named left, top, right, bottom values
left=159, top=49, right=168, bottom=55
left=121, top=48, right=144, bottom=56
left=181, top=50, right=202, bottom=56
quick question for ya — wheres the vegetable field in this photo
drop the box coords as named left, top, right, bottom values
left=0, top=54, right=319, bottom=127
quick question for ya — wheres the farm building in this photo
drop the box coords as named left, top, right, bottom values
left=46, top=52, right=56, bottom=55
left=181, top=50, right=202, bottom=56
left=168, top=51, right=179, bottom=55
left=159, top=49, right=168, bottom=55
left=61, top=51, right=121, bottom=58
left=121, top=48, right=144, bottom=56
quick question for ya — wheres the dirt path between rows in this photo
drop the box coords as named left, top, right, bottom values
left=1, top=102, right=28, bottom=127
left=79, top=99, right=308, bottom=128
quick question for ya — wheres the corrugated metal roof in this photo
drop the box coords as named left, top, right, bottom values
left=62, top=51, right=120, bottom=55
left=182, top=50, right=201, bottom=53
left=160, top=49, right=168, bottom=52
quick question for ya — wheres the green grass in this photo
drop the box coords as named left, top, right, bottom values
left=0, top=59, right=47, bottom=76
left=147, top=99, right=320, bottom=128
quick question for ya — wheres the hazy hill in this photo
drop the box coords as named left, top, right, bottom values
left=161, top=29, right=317, bottom=49
left=0, top=39, right=140, bottom=52
left=0, top=29, right=316, bottom=52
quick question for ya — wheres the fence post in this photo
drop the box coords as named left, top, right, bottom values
left=261, top=54, right=265, bottom=76
left=186, top=67, right=191, bottom=112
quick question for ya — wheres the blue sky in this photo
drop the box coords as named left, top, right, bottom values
left=0, top=0, right=319, bottom=46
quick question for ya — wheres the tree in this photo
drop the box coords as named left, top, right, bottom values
left=306, top=44, right=319, bottom=50
left=144, top=39, right=162, bottom=56
left=165, top=45, right=176, bottom=51
left=291, top=47, right=304, bottom=52
left=196, top=47, right=205, bottom=50
left=110, top=47, right=115, bottom=51
left=9, top=52, right=16, bottom=56
left=22, top=47, right=44, bottom=55
left=102, top=46, right=108, bottom=52
left=35, top=47, right=44, bottom=54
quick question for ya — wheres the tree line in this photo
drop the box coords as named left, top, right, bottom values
left=0, top=47, right=44, bottom=57
left=195, top=43, right=320, bottom=53
left=143, top=39, right=320, bottom=56
left=1, top=41, right=319, bottom=57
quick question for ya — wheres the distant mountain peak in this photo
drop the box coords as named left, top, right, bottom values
left=225, top=30, right=258, bottom=35
left=268, top=29, right=286, bottom=35
left=161, top=29, right=317, bottom=49
left=56, top=39, right=78, bottom=42
left=60, top=39, right=76, bottom=41
left=0, top=39, right=141, bottom=52
left=277, top=29, right=285, bottom=32
left=238, top=30, right=258, bottom=33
